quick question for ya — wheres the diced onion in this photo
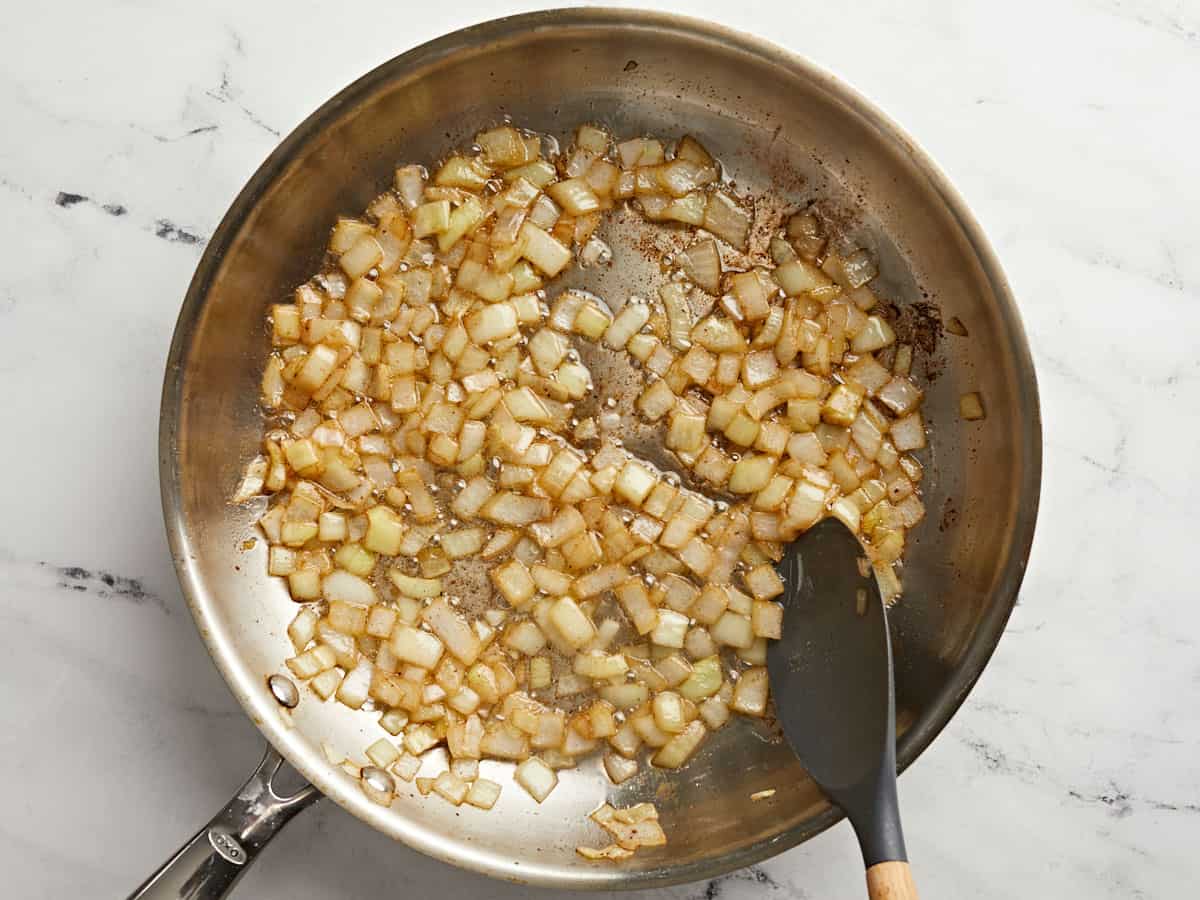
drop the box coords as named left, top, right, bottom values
left=703, top=192, right=750, bottom=250
left=960, top=392, right=986, bottom=421
left=659, top=283, right=693, bottom=351
left=514, top=756, right=558, bottom=802
left=246, top=120, right=934, bottom=844
left=323, top=570, right=377, bottom=606
left=890, top=412, right=927, bottom=451
left=519, top=222, right=572, bottom=277
left=604, top=752, right=639, bottom=785
left=548, top=178, right=602, bottom=216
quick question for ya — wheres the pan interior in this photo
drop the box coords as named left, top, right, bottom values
left=162, top=10, right=1039, bottom=890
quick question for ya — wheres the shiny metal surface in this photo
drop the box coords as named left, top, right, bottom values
left=127, top=747, right=320, bottom=899
left=159, top=8, right=1041, bottom=890
left=267, top=674, right=299, bottom=709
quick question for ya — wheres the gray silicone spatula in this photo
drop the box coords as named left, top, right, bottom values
left=766, top=517, right=918, bottom=899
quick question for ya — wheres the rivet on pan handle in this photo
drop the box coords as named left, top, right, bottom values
left=126, top=746, right=320, bottom=900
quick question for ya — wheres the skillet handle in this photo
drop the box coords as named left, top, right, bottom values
left=127, top=746, right=320, bottom=900
left=866, top=861, right=918, bottom=899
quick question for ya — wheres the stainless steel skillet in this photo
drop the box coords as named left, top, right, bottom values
left=143, top=8, right=1041, bottom=896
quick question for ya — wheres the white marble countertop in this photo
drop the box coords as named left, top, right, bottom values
left=3, top=0, right=1197, bottom=897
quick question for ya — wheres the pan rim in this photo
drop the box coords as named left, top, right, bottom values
left=159, top=7, right=1042, bottom=889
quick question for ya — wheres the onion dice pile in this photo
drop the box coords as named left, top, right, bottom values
left=237, top=122, right=929, bottom=833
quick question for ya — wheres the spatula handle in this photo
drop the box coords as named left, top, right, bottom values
left=866, top=861, right=918, bottom=899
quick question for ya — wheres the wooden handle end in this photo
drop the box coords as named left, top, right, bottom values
left=866, top=861, right=918, bottom=900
